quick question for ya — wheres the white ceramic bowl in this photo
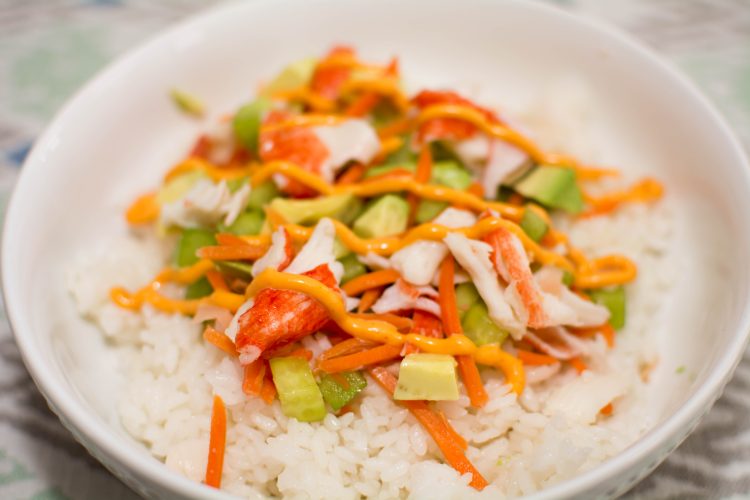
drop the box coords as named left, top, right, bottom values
left=4, top=0, right=750, bottom=498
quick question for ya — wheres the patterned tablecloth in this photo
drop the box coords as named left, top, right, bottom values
left=0, top=1, right=748, bottom=498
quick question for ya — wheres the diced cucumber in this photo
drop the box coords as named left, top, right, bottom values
left=461, top=302, right=508, bottom=346
left=394, top=354, right=459, bottom=401
left=455, top=283, right=480, bottom=319
left=318, top=371, right=367, bottom=411
left=588, top=286, right=626, bottom=330
left=339, top=253, right=367, bottom=284
left=364, top=162, right=416, bottom=179
left=270, top=193, right=362, bottom=226
left=218, top=210, right=264, bottom=236
left=246, top=181, right=280, bottom=211
left=383, top=134, right=417, bottom=164
left=233, top=97, right=272, bottom=154
left=260, top=58, right=318, bottom=97
left=430, top=161, right=473, bottom=190
left=174, top=228, right=216, bottom=267
left=353, top=194, right=409, bottom=238
left=269, top=357, right=327, bottom=422
left=185, top=277, right=213, bottom=299
left=415, top=199, right=448, bottom=224
left=520, top=206, right=548, bottom=242
left=562, top=269, right=574, bottom=287
left=514, top=166, right=584, bottom=214
left=170, top=89, right=204, bottom=117
left=214, top=261, right=254, bottom=280
left=157, top=171, right=206, bottom=204
left=225, top=177, right=248, bottom=193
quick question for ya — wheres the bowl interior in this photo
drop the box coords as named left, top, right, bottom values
left=5, top=0, right=750, bottom=497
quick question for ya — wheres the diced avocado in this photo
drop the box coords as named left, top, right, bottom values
left=233, top=97, right=272, bottom=154
left=260, top=57, right=318, bottom=97
left=270, top=356, right=327, bottom=422
left=588, top=286, right=626, bottom=330
left=318, top=371, right=367, bottom=411
left=246, top=181, right=281, bottom=211
left=461, top=302, right=508, bottom=346
left=394, top=354, right=459, bottom=401
left=455, top=283, right=480, bottom=319
left=353, top=194, right=409, bottom=238
left=270, top=193, right=362, bottom=226
left=185, top=277, right=213, bottom=299
left=218, top=210, right=264, bottom=235
left=430, top=161, right=473, bottom=190
left=214, top=260, right=254, bottom=280
left=513, top=166, right=584, bottom=213
left=174, top=228, right=216, bottom=267
left=520, top=206, right=548, bottom=242
left=339, top=253, right=367, bottom=284
left=157, top=171, right=206, bottom=204
left=415, top=199, right=448, bottom=224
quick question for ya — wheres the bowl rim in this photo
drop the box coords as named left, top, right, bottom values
left=3, top=0, right=750, bottom=498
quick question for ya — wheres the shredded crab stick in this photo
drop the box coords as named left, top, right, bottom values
left=367, top=366, right=488, bottom=490
left=439, top=256, right=489, bottom=408
left=234, top=263, right=339, bottom=365
left=246, top=268, right=525, bottom=394
left=205, top=395, right=227, bottom=488
left=341, top=269, right=401, bottom=296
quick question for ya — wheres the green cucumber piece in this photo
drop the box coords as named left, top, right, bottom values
left=270, top=193, right=362, bottom=226
left=214, top=261, right=254, bottom=280
left=339, top=253, right=367, bottom=284
left=318, top=371, right=367, bottom=411
left=353, top=194, right=409, bottom=238
left=394, top=354, right=459, bottom=401
left=461, top=302, right=508, bottom=346
left=430, top=161, right=473, bottom=190
left=218, top=210, right=264, bottom=236
left=247, top=181, right=281, bottom=211
left=157, top=171, right=206, bottom=204
left=260, top=58, right=317, bottom=97
left=269, top=357, right=327, bottom=422
left=520, top=207, right=548, bottom=242
left=174, top=228, right=216, bottom=267
left=233, top=97, right=272, bottom=153
left=455, top=283, right=480, bottom=319
left=415, top=200, right=448, bottom=224
left=588, top=286, right=626, bottom=330
left=514, top=166, right=584, bottom=214
left=185, top=277, right=213, bottom=299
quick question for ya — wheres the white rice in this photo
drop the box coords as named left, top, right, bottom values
left=67, top=82, right=676, bottom=498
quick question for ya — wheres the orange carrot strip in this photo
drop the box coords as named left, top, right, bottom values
left=600, top=402, right=613, bottom=415
left=216, top=233, right=252, bottom=247
left=345, top=92, right=381, bottom=117
left=570, top=356, right=587, bottom=374
left=242, top=360, right=266, bottom=396
left=198, top=245, right=267, bottom=261
left=466, top=182, right=484, bottom=199
left=288, top=347, right=313, bottom=361
left=600, top=324, right=616, bottom=348
left=341, top=269, right=401, bottom=296
left=517, top=349, right=559, bottom=366
left=205, top=270, right=229, bottom=292
left=318, top=344, right=402, bottom=373
left=203, top=327, right=238, bottom=357
left=320, top=337, right=375, bottom=360
left=408, top=146, right=433, bottom=224
left=367, top=367, right=487, bottom=490
left=204, top=395, right=226, bottom=488
left=357, top=287, right=383, bottom=313
left=336, top=163, right=367, bottom=185
left=349, top=312, right=413, bottom=331
left=260, top=374, right=276, bottom=404
left=438, top=257, right=488, bottom=408
left=376, top=116, right=414, bottom=139
left=125, top=192, right=159, bottom=224
left=438, top=411, right=467, bottom=450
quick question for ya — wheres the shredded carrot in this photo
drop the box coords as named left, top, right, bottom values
left=216, top=233, right=253, bottom=246
left=204, top=395, right=226, bottom=488
left=507, top=193, right=524, bottom=206
left=320, top=337, right=375, bottom=360
left=203, top=326, right=238, bottom=357
left=242, top=359, right=266, bottom=395
left=345, top=92, right=381, bottom=117
left=197, top=245, right=267, bottom=261
left=349, top=312, right=413, bottom=331
left=376, top=116, right=414, bottom=139
left=438, top=410, right=467, bottom=450
left=318, top=343, right=402, bottom=373
left=205, top=270, right=229, bottom=292
left=288, top=347, right=313, bottom=361
left=600, top=402, right=613, bottom=415
left=357, top=287, right=383, bottom=313
left=367, top=366, right=487, bottom=490
left=570, top=356, right=587, bottom=374
left=517, top=349, right=559, bottom=366
left=572, top=323, right=616, bottom=348
left=336, top=163, right=366, bottom=185
left=466, top=182, right=484, bottom=198
left=600, top=324, right=616, bottom=348
left=408, top=146, right=433, bottom=224
left=438, top=256, right=488, bottom=408
left=260, top=374, right=277, bottom=404
left=341, top=269, right=401, bottom=296
left=125, top=192, right=159, bottom=224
